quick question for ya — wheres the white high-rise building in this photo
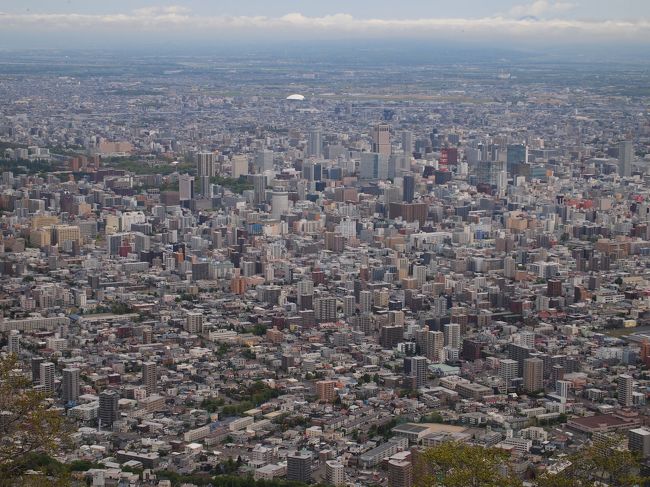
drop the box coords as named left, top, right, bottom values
left=325, top=460, right=345, bottom=486
left=443, top=323, right=461, bottom=349
left=271, top=191, right=289, bottom=220
left=179, top=174, right=195, bottom=201
left=40, top=362, right=55, bottom=396
left=619, top=374, right=634, bottom=407
left=8, top=329, right=20, bottom=354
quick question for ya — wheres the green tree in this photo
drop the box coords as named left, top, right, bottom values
left=535, top=435, right=647, bottom=487
left=0, top=355, right=70, bottom=484
left=415, top=442, right=522, bottom=487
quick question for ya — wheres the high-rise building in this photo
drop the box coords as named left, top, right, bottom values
left=556, top=379, right=571, bottom=399
left=506, top=144, right=528, bottom=173
left=315, top=296, right=337, bottom=323
left=98, top=390, right=119, bottom=428
left=403, top=175, right=415, bottom=203
left=325, top=460, right=345, bottom=486
left=142, top=361, right=157, bottom=394
left=618, top=374, right=634, bottom=407
left=443, top=323, right=461, bottom=349
left=359, top=290, right=372, bottom=313
left=523, top=357, right=543, bottom=393
left=499, top=359, right=519, bottom=387
left=185, top=313, right=203, bottom=334
left=271, top=191, right=289, bottom=220
left=359, top=152, right=390, bottom=180
left=619, top=140, right=633, bottom=177
left=401, top=130, right=413, bottom=157
left=62, top=367, right=80, bottom=405
left=316, top=380, right=337, bottom=402
left=387, top=459, right=413, bottom=487
left=255, top=150, right=274, bottom=173
left=343, top=295, right=356, bottom=316
left=31, top=356, right=44, bottom=383
left=406, top=356, right=428, bottom=389
left=8, top=329, right=20, bottom=354
left=251, top=174, right=267, bottom=205
left=179, top=174, right=195, bottom=201
left=308, top=128, right=322, bottom=158
left=629, top=428, right=650, bottom=458
left=40, top=361, right=55, bottom=396
left=415, top=329, right=444, bottom=362
left=287, top=451, right=312, bottom=483
left=196, top=152, right=217, bottom=177
left=231, top=155, right=249, bottom=178
left=372, top=123, right=391, bottom=155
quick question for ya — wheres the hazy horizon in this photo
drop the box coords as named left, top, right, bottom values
left=0, top=0, right=649, bottom=52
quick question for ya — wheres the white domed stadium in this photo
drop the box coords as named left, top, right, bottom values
left=286, top=94, right=305, bottom=101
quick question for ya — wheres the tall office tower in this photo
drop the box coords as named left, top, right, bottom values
left=316, top=380, right=337, bottom=402
left=618, top=374, right=634, bottom=406
left=287, top=451, right=312, bottom=483
left=413, top=265, right=426, bottom=287
left=255, top=149, right=274, bottom=173
left=142, top=361, right=157, bottom=394
left=99, top=390, right=119, bottom=428
left=31, top=356, right=44, bottom=383
left=406, top=356, right=428, bottom=389
left=506, top=144, right=528, bottom=173
left=185, top=312, right=204, bottom=334
left=315, top=296, right=337, bottom=323
left=8, top=329, right=20, bottom=354
left=359, top=152, right=389, bottom=180
left=619, top=140, right=633, bottom=177
left=443, top=323, right=461, bottom=349
left=556, top=379, right=572, bottom=399
left=415, top=329, right=444, bottom=362
left=196, top=152, right=216, bottom=177
left=387, top=459, right=413, bottom=487
left=231, top=155, right=249, bottom=178
left=62, top=367, right=80, bottom=404
left=372, top=123, right=391, bottom=155
left=629, top=428, right=650, bottom=458
left=308, top=128, right=323, bottom=157
left=40, top=362, right=55, bottom=396
left=251, top=174, right=267, bottom=205
left=179, top=174, right=195, bottom=201
left=199, top=175, right=212, bottom=198
left=401, top=130, right=413, bottom=157
left=325, top=460, right=345, bottom=486
left=402, top=174, right=415, bottom=203
left=499, top=359, right=519, bottom=387
left=523, top=357, right=544, bottom=393
left=359, top=290, right=372, bottom=313
left=271, top=191, right=289, bottom=220
left=343, top=294, right=356, bottom=316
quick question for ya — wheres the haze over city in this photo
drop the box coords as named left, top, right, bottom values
left=1, top=1, right=650, bottom=487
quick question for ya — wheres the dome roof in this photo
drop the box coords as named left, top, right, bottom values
left=286, top=94, right=305, bottom=101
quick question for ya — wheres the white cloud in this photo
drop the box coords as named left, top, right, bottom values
left=508, top=1, right=576, bottom=18
left=0, top=5, right=647, bottom=44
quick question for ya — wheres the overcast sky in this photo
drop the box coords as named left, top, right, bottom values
left=0, top=0, right=649, bottom=49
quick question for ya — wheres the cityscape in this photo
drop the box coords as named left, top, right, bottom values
left=1, top=1, right=650, bottom=486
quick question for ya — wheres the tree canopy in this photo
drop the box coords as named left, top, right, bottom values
left=0, top=354, right=70, bottom=484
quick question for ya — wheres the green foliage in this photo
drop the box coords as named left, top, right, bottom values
left=0, top=356, right=71, bottom=483
left=415, top=442, right=522, bottom=487
left=211, top=176, right=253, bottom=194
left=211, top=474, right=311, bottom=487
left=200, top=397, right=225, bottom=413
left=0, top=158, right=59, bottom=175
left=252, top=324, right=267, bottom=336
